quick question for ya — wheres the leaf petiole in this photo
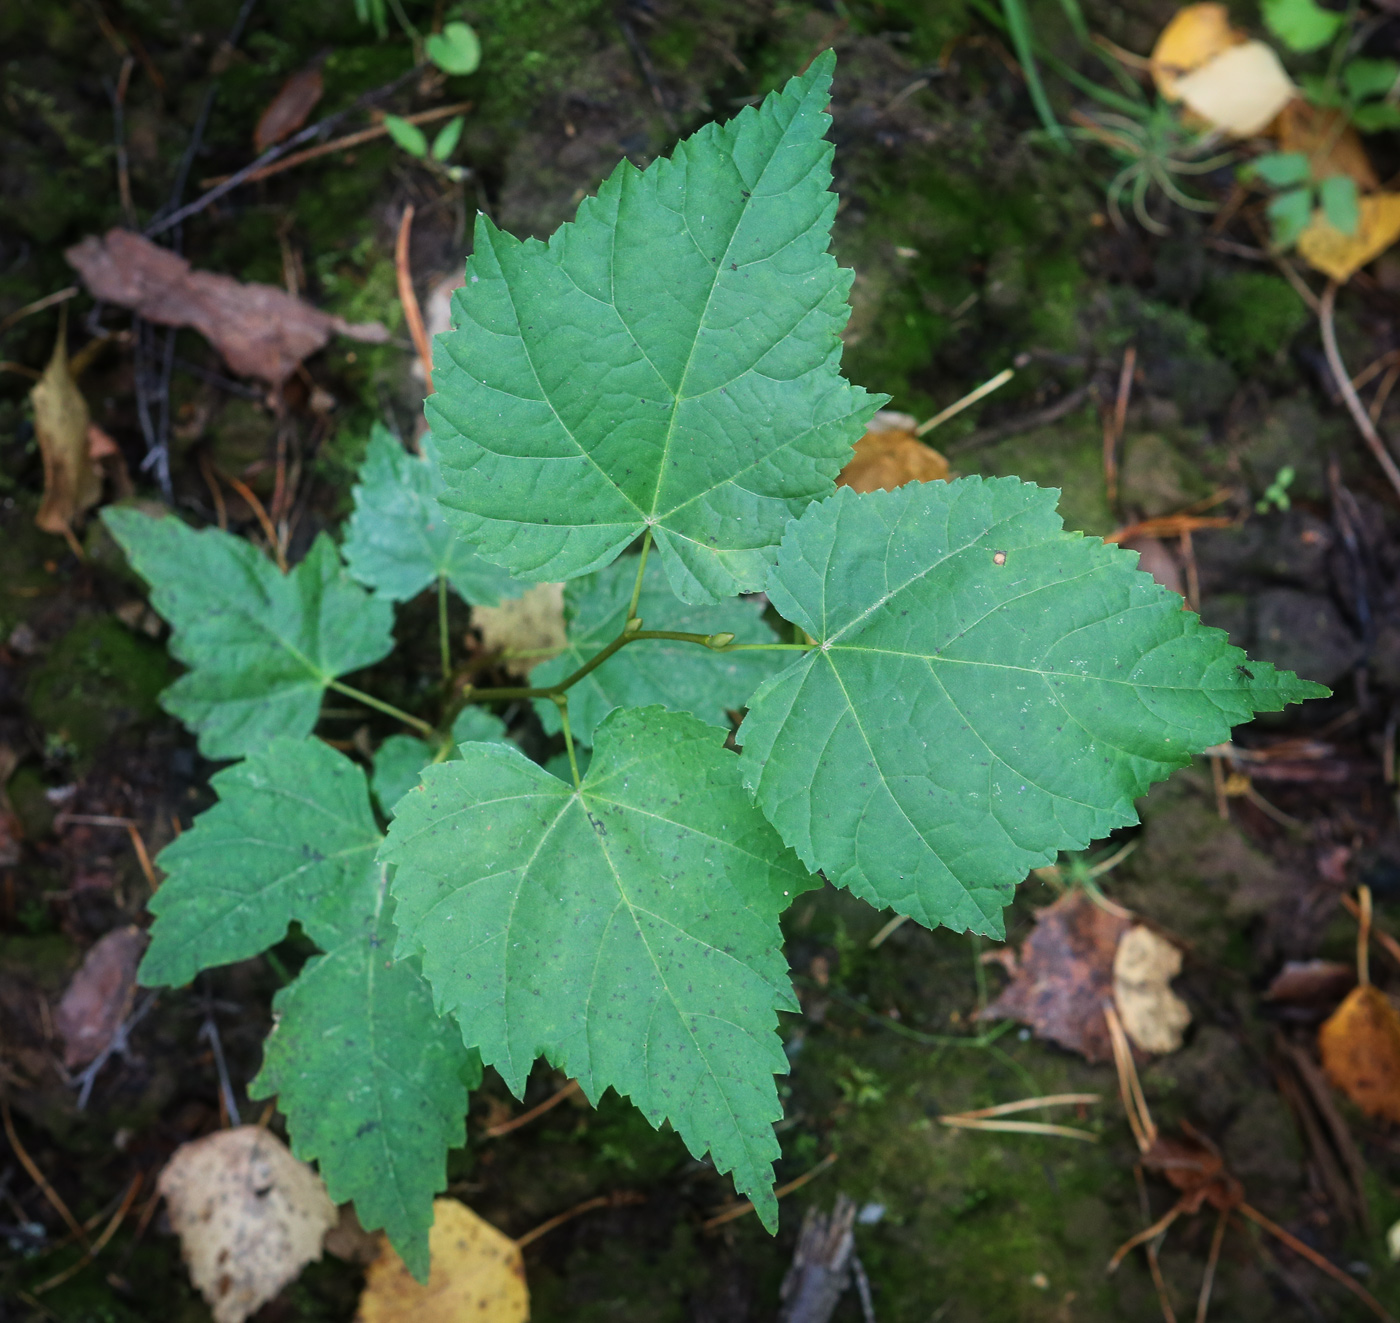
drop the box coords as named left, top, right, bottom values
left=554, top=695, right=582, bottom=789
left=627, top=528, right=653, bottom=623
left=437, top=574, right=451, bottom=682
left=326, top=679, right=436, bottom=737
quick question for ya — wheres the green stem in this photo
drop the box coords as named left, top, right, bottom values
left=328, top=679, right=436, bottom=737
left=461, top=630, right=815, bottom=703
left=627, top=527, right=653, bottom=623
left=554, top=695, right=582, bottom=790
left=437, top=574, right=451, bottom=682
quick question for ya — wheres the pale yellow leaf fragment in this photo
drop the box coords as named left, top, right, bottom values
left=1151, top=3, right=1246, bottom=102
left=1297, top=193, right=1400, bottom=282
left=356, top=1199, right=529, bottom=1323
left=1172, top=40, right=1295, bottom=138
left=158, top=1126, right=337, bottom=1323
left=32, top=327, right=101, bottom=539
left=1113, top=925, right=1191, bottom=1055
left=472, top=582, right=566, bottom=675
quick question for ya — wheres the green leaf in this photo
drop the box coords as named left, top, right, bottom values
left=427, top=51, right=884, bottom=605
left=384, top=114, right=429, bottom=158
left=738, top=481, right=1326, bottom=938
left=425, top=21, right=481, bottom=75
left=342, top=424, right=522, bottom=606
left=371, top=708, right=509, bottom=817
left=431, top=115, right=465, bottom=162
left=1267, top=187, right=1315, bottom=249
left=103, top=509, right=395, bottom=760
left=139, top=737, right=384, bottom=986
left=1320, top=173, right=1360, bottom=236
left=1350, top=101, right=1400, bottom=131
left=1343, top=57, right=1400, bottom=102
left=531, top=554, right=787, bottom=743
left=1262, top=0, right=1344, bottom=52
left=251, top=877, right=479, bottom=1282
left=1249, top=151, right=1311, bottom=188
left=382, top=707, right=816, bottom=1227
left=1298, top=72, right=1348, bottom=108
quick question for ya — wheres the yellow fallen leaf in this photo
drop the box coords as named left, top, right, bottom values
left=472, top=582, right=566, bottom=676
left=1113, top=925, right=1191, bottom=1054
left=356, top=1199, right=528, bottom=1323
left=1297, top=193, right=1400, bottom=282
left=157, top=1126, right=337, bottom=1323
left=837, top=411, right=949, bottom=492
left=1319, top=983, right=1400, bottom=1123
left=1276, top=100, right=1378, bottom=189
left=1173, top=40, right=1295, bottom=138
left=32, top=323, right=101, bottom=543
left=1151, top=3, right=1246, bottom=103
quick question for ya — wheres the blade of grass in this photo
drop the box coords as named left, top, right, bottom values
left=1001, top=0, right=1070, bottom=148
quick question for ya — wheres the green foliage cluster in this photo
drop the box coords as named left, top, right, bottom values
left=104, top=55, right=1321, bottom=1280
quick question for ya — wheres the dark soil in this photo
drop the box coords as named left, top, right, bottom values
left=4, top=0, right=1400, bottom=1319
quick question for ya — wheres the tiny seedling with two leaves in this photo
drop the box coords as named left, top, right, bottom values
left=106, top=54, right=1323, bottom=1280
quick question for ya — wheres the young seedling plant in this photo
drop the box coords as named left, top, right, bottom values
left=104, top=53, right=1324, bottom=1281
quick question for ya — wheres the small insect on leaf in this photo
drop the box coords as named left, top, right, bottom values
left=424, top=21, right=481, bottom=76
left=383, top=114, right=429, bottom=159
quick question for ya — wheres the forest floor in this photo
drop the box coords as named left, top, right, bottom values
left=4, top=0, right=1400, bottom=1320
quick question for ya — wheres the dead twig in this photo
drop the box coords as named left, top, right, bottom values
left=917, top=367, right=1015, bottom=437
left=221, top=472, right=288, bottom=572
left=947, top=383, right=1091, bottom=455
left=514, top=1189, right=645, bottom=1249
left=702, top=1152, right=840, bottom=1231
left=481, top=1078, right=581, bottom=1138
left=1319, top=280, right=1400, bottom=503
left=0, top=288, right=79, bottom=337
left=396, top=205, right=434, bottom=397
left=53, top=813, right=158, bottom=890
left=1, top=1097, right=89, bottom=1249
left=31, top=1172, right=142, bottom=1295
left=1102, top=346, right=1135, bottom=509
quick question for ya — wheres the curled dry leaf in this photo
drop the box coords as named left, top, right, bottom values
left=1265, top=958, right=1355, bottom=1006
left=1319, top=984, right=1400, bottom=1123
left=472, top=582, right=565, bottom=676
left=1297, top=193, right=1400, bottom=282
left=1276, top=101, right=1379, bottom=189
left=837, top=410, right=949, bottom=493
left=1122, top=536, right=1183, bottom=598
left=254, top=67, right=324, bottom=153
left=1151, top=3, right=1246, bottom=102
left=979, top=889, right=1131, bottom=1063
left=32, top=326, right=101, bottom=538
left=1172, top=40, right=1296, bottom=138
left=158, top=1126, right=337, bottom=1323
left=355, top=1199, right=528, bottom=1323
left=65, top=230, right=388, bottom=386
left=1113, top=925, right=1191, bottom=1054
left=54, top=923, right=147, bottom=1068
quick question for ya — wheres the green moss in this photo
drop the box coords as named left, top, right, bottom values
left=1197, top=270, right=1309, bottom=372
left=24, top=616, right=171, bottom=766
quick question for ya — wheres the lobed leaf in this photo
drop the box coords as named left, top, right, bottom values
left=139, top=736, right=383, bottom=987
left=104, top=509, right=395, bottom=760
left=738, top=480, right=1326, bottom=938
left=531, top=555, right=787, bottom=743
left=251, top=878, right=479, bottom=1282
left=381, top=706, right=817, bottom=1227
left=427, top=51, right=883, bottom=605
left=341, top=424, right=522, bottom=605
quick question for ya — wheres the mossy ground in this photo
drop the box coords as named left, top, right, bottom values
left=3, top=0, right=1400, bottom=1318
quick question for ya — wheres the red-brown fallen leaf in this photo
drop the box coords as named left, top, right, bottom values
left=1319, top=984, right=1400, bottom=1123
left=65, top=230, right=387, bottom=386
left=979, top=890, right=1131, bottom=1062
left=254, top=67, right=324, bottom=153
left=837, top=411, right=949, bottom=492
left=53, top=924, right=147, bottom=1068
left=1265, top=959, right=1355, bottom=1007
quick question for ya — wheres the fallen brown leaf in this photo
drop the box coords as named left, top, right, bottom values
left=254, top=67, right=324, bottom=153
left=158, top=1126, right=337, bottom=1323
left=1122, top=535, right=1183, bottom=597
left=1265, top=959, right=1355, bottom=1007
left=1150, top=3, right=1246, bottom=102
left=1297, top=193, right=1400, bottom=282
left=837, top=411, right=949, bottom=492
left=979, top=890, right=1131, bottom=1062
left=1276, top=100, right=1378, bottom=190
left=32, top=324, right=101, bottom=540
left=356, top=1199, right=528, bottom=1323
left=472, top=583, right=566, bottom=676
left=53, top=924, right=147, bottom=1069
left=65, top=230, right=387, bottom=386
left=1319, top=984, right=1400, bottom=1123
left=1113, top=925, right=1191, bottom=1054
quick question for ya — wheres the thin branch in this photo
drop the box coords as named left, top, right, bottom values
left=326, top=680, right=435, bottom=737
left=917, top=367, right=1015, bottom=436
left=396, top=204, right=434, bottom=395
left=482, top=1079, right=581, bottom=1139
left=1319, top=280, right=1400, bottom=502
